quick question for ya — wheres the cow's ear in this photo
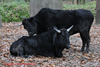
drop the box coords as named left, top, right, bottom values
left=22, top=18, right=28, bottom=24
left=29, top=17, right=33, bottom=20
left=23, top=18, right=27, bottom=21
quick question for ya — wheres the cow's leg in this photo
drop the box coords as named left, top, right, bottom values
left=39, top=52, right=54, bottom=57
left=80, top=32, right=86, bottom=52
left=18, top=46, right=28, bottom=58
left=20, top=53, right=28, bottom=58
left=85, top=38, right=90, bottom=53
left=80, top=31, right=90, bottom=53
left=19, top=51, right=29, bottom=58
left=69, top=24, right=90, bottom=53
left=55, top=48, right=63, bottom=57
left=85, top=32, right=90, bottom=53
left=81, top=40, right=85, bottom=52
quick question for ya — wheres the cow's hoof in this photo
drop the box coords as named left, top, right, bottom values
left=81, top=49, right=84, bottom=52
left=84, top=50, right=89, bottom=53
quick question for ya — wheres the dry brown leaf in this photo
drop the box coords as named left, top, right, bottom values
left=0, top=22, right=100, bottom=66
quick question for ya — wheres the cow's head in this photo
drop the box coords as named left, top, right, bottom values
left=53, top=26, right=72, bottom=49
left=22, top=18, right=37, bottom=36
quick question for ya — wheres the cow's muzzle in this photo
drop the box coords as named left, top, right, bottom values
left=66, top=45, right=71, bottom=49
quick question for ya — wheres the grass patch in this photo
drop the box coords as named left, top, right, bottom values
left=0, top=1, right=96, bottom=22
left=0, top=1, right=30, bottom=22
left=63, top=1, right=96, bottom=17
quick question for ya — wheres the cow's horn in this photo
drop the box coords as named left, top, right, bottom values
left=54, top=27, right=61, bottom=33
left=67, top=25, right=73, bottom=32
left=33, top=34, right=37, bottom=36
left=15, top=23, right=22, bottom=27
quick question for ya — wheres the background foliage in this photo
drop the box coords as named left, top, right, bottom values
left=0, top=1, right=30, bottom=22
left=0, top=1, right=96, bottom=22
left=63, top=1, right=96, bottom=17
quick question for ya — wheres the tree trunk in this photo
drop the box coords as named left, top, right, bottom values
left=0, top=14, right=3, bottom=28
left=77, top=0, right=80, bottom=4
left=25, top=0, right=30, bottom=2
left=96, top=0, right=100, bottom=23
left=85, top=0, right=91, bottom=3
left=25, top=0, right=27, bottom=2
left=83, top=0, right=85, bottom=4
left=72, top=0, right=78, bottom=4
left=30, top=0, right=63, bottom=17
left=77, top=0, right=85, bottom=4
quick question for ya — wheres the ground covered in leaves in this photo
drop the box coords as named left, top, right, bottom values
left=0, top=22, right=100, bottom=67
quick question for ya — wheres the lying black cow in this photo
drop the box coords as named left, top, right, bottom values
left=10, top=27, right=71, bottom=58
left=21, top=8, right=94, bottom=53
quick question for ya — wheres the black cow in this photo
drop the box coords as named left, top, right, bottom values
left=21, top=8, right=94, bottom=53
left=10, top=27, right=71, bottom=58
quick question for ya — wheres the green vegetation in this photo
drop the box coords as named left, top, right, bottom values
left=0, top=1, right=96, bottom=22
left=63, top=1, right=96, bottom=17
left=0, top=1, right=30, bottom=22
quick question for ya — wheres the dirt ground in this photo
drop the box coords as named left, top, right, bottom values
left=0, top=22, right=100, bottom=67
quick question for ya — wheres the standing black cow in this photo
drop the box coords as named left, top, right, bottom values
left=21, top=8, right=94, bottom=53
left=10, top=27, right=71, bottom=58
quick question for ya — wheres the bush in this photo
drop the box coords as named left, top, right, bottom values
left=0, top=1, right=30, bottom=22
left=0, top=1, right=96, bottom=22
left=63, top=1, right=96, bottom=17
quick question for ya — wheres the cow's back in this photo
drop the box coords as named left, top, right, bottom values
left=74, top=9, right=94, bottom=23
left=30, top=8, right=94, bottom=34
